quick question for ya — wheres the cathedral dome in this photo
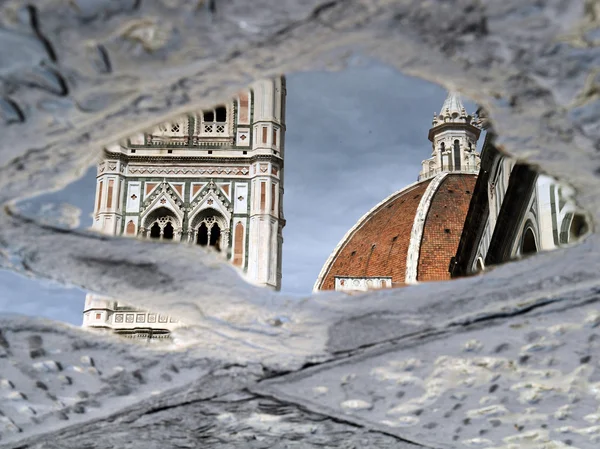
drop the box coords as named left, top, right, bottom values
left=314, top=173, right=477, bottom=291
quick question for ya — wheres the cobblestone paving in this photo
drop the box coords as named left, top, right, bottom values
left=260, top=298, right=600, bottom=448
left=24, top=393, right=414, bottom=449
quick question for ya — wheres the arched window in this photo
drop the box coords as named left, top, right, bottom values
left=192, top=210, right=225, bottom=252
left=163, top=222, right=174, bottom=240
left=150, top=222, right=161, bottom=239
left=210, top=224, right=221, bottom=250
left=144, top=207, right=179, bottom=241
left=568, top=214, right=587, bottom=244
left=197, top=223, right=209, bottom=246
left=453, top=139, right=461, bottom=171
left=196, top=222, right=222, bottom=251
left=521, top=227, right=538, bottom=255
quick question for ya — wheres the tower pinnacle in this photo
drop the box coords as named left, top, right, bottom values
left=419, top=91, right=482, bottom=181
left=441, top=91, right=465, bottom=118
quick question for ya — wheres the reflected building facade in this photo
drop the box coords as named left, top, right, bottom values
left=83, top=78, right=286, bottom=338
left=450, top=133, right=585, bottom=276
left=314, top=90, right=585, bottom=294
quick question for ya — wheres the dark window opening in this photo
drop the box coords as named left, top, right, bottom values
left=208, top=150, right=213, bottom=155
left=243, top=151, right=247, bottom=155
left=569, top=214, right=588, bottom=242
left=196, top=223, right=221, bottom=251
left=215, top=106, right=227, bottom=122
left=197, top=223, right=208, bottom=246
left=210, top=224, right=221, bottom=251
left=453, top=139, right=461, bottom=171
left=441, top=142, right=445, bottom=151
left=163, top=223, right=174, bottom=240
left=444, top=228, right=451, bottom=234
left=131, top=149, right=136, bottom=153
left=521, top=228, right=537, bottom=255
left=203, top=111, right=214, bottom=122
left=150, top=223, right=161, bottom=239
left=167, top=149, right=173, bottom=154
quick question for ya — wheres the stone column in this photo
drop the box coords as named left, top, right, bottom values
left=222, top=228, right=230, bottom=252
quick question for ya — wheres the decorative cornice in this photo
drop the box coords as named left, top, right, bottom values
left=128, top=166, right=250, bottom=176
left=427, top=122, right=481, bottom=142
left=103, top=149, right=283, bottom=167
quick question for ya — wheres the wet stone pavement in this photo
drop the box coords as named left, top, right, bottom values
left=1, top=0, right=600, bottom=448
left=258, top=298, right=600, bottom=448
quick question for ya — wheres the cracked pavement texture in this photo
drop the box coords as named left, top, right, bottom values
left=1, top=0, right=600, bottom=447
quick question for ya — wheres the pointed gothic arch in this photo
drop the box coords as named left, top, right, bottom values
left=560, top=213, right=588, bottom=245
left=195, top=220, right=222, bottom=250
left=521, top=227, right=538, bottom=255
left=141, top=206, right=181, bottom=241
left=189, top=207, right=229, bottom=252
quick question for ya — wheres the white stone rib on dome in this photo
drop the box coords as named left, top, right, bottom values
left=312, top=179, right=426, bottom=292
left=404, top=172, right=448, bottom=284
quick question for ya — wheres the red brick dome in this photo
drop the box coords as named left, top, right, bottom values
left=314, top=173, right=477, bottom=291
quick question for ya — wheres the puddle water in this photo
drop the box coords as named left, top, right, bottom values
left=7, top=62, right=589, bottom=341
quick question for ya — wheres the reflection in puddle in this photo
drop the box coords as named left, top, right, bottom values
left=450, top=133, right=587, bottom=277
left=83, top=78, right=285, bottom=340
left=315, top=88, right=587, bottom=292
left=315, top=92, right=484, bottom=292
left=91, top=78, right=285, bottom=291
left=11, top=67, right=588, bottom=343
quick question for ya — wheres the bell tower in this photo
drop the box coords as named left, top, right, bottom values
left=84, top=77, right=286, bottom=337
left=419, top=92, right=482, bottom=181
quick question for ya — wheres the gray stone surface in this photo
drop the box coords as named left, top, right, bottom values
left=24, top=393, right=414, bottom=449
left=0, top=0, right=599, bottom=448
left=259, top=295, right=600, bottom=448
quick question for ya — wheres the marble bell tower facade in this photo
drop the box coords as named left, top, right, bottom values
left=83, top=77, right=286, bottom=339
